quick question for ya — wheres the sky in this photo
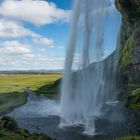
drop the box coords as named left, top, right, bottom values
left=0, top=0, right=121, bottom=71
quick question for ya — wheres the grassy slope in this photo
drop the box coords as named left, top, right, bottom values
left=0, top=92, right=28, bottom=115
left=0, top=74, right=62, bottom=115
left=35, top=78, right=61, bottom=95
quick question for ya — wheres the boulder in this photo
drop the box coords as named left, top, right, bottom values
left=0, top=116, right=54, bottom=140
left=0, top=116, right=18, bottom=131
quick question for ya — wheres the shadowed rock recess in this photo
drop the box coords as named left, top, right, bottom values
left=115, top=0, right=140, bottom=110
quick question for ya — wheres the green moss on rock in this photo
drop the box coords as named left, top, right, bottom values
left=128, top=83, right=140, bottom=90
left=114, top=136, right=140, bottom=140
left=124, top=88, right=140, bottom=111
left=120, top=35, right=134, bottom=69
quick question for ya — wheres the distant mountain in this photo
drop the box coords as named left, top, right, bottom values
left=0, top=69, right=64, bottom=74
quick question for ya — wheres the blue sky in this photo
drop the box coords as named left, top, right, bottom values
left=0, top=0, right=121, bottom=70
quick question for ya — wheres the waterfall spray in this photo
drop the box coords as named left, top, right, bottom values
left=60, top=0, right=119, bottom=135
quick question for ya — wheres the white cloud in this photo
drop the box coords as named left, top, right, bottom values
left=0, top=40, right=65, bottom=70
left=0, top=42, right=81, bottom=69
left=0, top=18, right=55, bottom=48
left=0, top=19, right=38, bottom=38
left=0, top=40, right=32, bottom=55
left=33, top=37, right=54, bottom=47
left=0, top=0, right=71, bottom=26
left=0, top=54, right=65, bottom=70
left=0, top=18, right=56, bottom=48
left=0, top=0, right=69, bottom=70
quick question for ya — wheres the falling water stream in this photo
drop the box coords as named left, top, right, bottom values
left=60, top=0, right=119, bottom=135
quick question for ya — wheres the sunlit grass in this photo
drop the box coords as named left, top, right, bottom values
left=0, top=74, right=62, bottom=94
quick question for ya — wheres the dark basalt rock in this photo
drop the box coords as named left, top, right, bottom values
left=115, top=0, right=140, bottom=110
left=0, top=116, right=54, bottom=140
left=115, top=0, right=140, bottom=20
left=0, top=116, right=18, bottom=131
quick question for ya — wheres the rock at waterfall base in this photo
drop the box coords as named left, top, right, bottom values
left=0, top=116, right=54, bottom=140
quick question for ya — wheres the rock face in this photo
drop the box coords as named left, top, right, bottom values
left=0, top=116, right=54, bottom=140
left=115, top=0, right=140, bottom=20
left=115, top=0, right=140, bottom=110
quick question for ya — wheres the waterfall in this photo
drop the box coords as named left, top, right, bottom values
left=60, top=0, right=120, bottom=135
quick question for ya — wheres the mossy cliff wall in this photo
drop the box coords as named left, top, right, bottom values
left=115, top=0, right=140, bottom=110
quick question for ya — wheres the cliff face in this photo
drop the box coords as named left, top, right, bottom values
left=115, top=0, right=140, bottom=110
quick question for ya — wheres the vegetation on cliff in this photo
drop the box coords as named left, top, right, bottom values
left=115, top=0, right=140, bottom=112
left=120, top=35, right=134, bottom=69
left=124, top=88, right=140, bottom=111
left=114, top=136, right=140, bottom=140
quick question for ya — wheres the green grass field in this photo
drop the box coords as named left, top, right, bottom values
left=0, top=74, right=62, bottom=94
left=0, top=74, right=62, bottom=115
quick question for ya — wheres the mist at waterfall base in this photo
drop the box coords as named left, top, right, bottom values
left=9, top=92, right=139, bottom=140
left=60, top=0, right=120, bottom=135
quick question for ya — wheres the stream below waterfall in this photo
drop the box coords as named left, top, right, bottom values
left=8, top=93, right=140, bottom=140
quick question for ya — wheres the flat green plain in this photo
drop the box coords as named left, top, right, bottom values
left=0, top=74, right=61, bottom=94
